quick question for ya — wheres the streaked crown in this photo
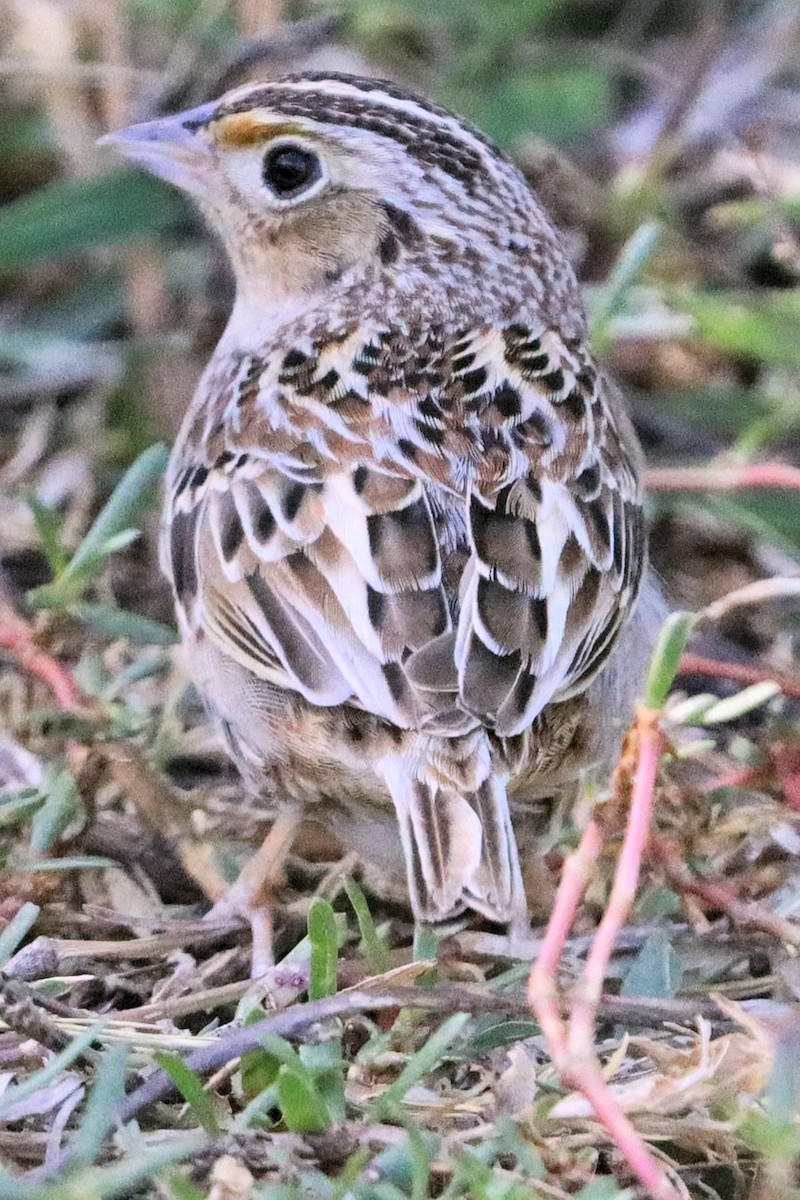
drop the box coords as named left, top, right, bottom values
left=103, top=72, right=583, bottom=339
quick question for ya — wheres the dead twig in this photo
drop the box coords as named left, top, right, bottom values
left=108, top=981, right=730, bottom=1133
left=0, top=977, right=98, bottom=1067
left=700, top=577, right=800, bottom=624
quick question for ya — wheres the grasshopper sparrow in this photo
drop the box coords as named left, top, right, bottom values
left=104, top=74, right=658, bottom=956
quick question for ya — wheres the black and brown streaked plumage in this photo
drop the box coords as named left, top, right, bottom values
left=104, top=73, right=659, bottom=949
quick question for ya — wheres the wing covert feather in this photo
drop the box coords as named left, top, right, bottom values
left=163, top=320, right=645, bottom=738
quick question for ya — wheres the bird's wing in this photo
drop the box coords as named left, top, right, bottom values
left=405, top=324, right=646, bottom=736
left=163, top=320, right=645, bottom=735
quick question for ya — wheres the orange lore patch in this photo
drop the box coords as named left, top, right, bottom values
left=210, top=113, right=309, bottom=147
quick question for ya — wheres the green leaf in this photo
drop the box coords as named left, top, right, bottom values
left=366, top=1131, right=441, bottom=1194
left=406, top=1127, right=433, bottom=1200
left=0, top=790, right=45, bottom=830
left=590, top=222, right=661, bottom=349
left=62, top=444, right=168, bottom=580
left=152, top=1052, right=222, bottom=1136
left=701, top=681, right=781, bottom=724
left=651, top=386, right=799, bottom=443
left=705, top=492, right=800, bottom=560
left=308, top=897, right=339, bottom=1001
left=740, top=1111, right=800, bottom=1162
left=20, top=856, right=113, bottom=873
left=69, top=602, right=178, bottom=646
left=449, top=65, right=612, bottom=146
left=644, top=610, right=696, bottom=709
left=29, top=768, right=80, bottom=855
left=28, top=496, right=69, bottom=573
left=300, top=1038, right=346, bottom=1124
left=0, top=171, right=184, bottom=271
left=673, top=288, right=800, bottom=368
left=276, top=1064, right=331, bottom=1133
left=621, top=929, right=681, bottom=1000
left=0, top=902, right=40, bottom=968
left=240, top=1008, right=281, bottom=1101
left=468, top=1019, right=541, bottom=1054
left=256, top=1033, right=304, bottom=1072
left=168, top=1175, right=207, bottom=1200
left=344, top=876, right=391, bottom=974
left=575, top=1180, right=631, bottom=1199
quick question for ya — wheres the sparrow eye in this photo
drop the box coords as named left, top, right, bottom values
left=262, top=143, right=322, bottom=199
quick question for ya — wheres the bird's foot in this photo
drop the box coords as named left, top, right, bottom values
left=205, top=882, right=276, bottom=978
left=203, top=808, right=302, bottom=978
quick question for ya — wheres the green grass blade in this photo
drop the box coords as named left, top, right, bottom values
left=344, top=876, right=391, bottom=974
left=0, top=902, right=40, bottom=968
left=152, top=1052, right=222, bottom=1137
left=68, top=602, right=178, bottom=646
left=27, top=1132, right=205, bottom=1200
left=644, top=610, right=696, bottom=709
left=590, top=221, right=661, bottom=348
left=29, top=768, right=80, bottom=855
left=68, top=1044, right=130, bottom=1166
left=307, top=897, right=338, bottom=1001
left=62, top=444, right=168, bottom=580
left=372, top=1013, right=470, bottom=1118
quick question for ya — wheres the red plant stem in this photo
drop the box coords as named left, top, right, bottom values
left=528, top=818, right=603, bottom=1062
left=570, top=712, right=663, bottom=1048
left=0, top=614, right=80, bottom=711
left=698, top=765, right=765, bottom=795
left=571, top=1066, right=682, bottom=1200
left=647, top=462, right=800, bottom=493
left=528, top=707, right=680, bottom=1199
left=651, top=836, right=800, bottom=948
left=679, top=651, right=800, bottom=701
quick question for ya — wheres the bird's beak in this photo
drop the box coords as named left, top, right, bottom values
left=98, top=103, right=218, bottom=195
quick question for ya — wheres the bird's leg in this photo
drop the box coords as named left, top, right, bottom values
left=528, top=707, right=684, bottom=1200
left=205, top=806, right=303, bottom=978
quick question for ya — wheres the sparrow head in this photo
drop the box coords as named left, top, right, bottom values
left=102, top=73, right=580, bottom=333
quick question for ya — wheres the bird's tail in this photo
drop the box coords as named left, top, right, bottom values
left=378, top=750, right=524, bottom=924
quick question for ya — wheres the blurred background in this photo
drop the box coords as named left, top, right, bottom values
left=1, top=0, right=800, bottom=638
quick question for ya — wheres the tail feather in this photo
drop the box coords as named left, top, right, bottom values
left=463, top=777, right=520, bottom=918
left=380, top=755, right=524, bottom=924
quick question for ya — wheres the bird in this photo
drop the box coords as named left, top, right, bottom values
left=103, top=72, right=660, bottom=964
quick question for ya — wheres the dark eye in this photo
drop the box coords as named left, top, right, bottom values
left=262, top=143, right=322, bottom=199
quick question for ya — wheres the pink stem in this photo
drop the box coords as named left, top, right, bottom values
left=575, top=1066, right=682, bottom=1200
left=679, top=651, right=800, bottom=702
left=571, top=712, right=664, bottom=1045
left=647, top=462, right=800, bottom=493
left=652, top=836, right=800, bottom=948
left=531, top=708, right=680, bottom=1199
left=0, top=622, right=81, bottom=712
left=528, top=819, right=603, bottom=1061
left=698, top=764, right=764, bottom=795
